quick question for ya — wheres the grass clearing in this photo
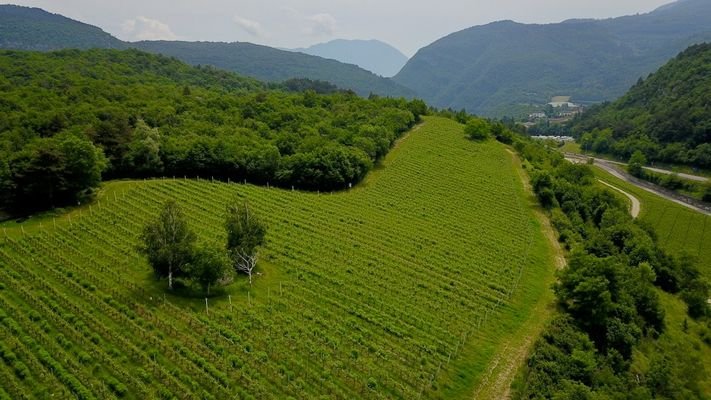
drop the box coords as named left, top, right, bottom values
left=0, top=117, right=555, bottom=399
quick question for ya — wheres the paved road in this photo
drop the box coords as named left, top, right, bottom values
left=565, top=154, right=711, bottom=216
left=564, top=153, right=709, bottom=182
left=598, top=180, right=641, bottom=218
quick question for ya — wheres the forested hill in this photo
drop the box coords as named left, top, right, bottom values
left=0, top=5, right=414, bottom=98
left=0, top=49, right=426, bottom=213
left=394, top=0, right=711, bottom=116
left=131, top=41, right=415, bottom=98
left=570, top=43, right=711, bottom=169
left=0, top=5, right=125, bottom=51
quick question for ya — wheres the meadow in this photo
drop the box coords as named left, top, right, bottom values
left=0, top=117, right=554, bottom=399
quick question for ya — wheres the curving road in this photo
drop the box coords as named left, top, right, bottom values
left=564, top=153, right=709, bottom=182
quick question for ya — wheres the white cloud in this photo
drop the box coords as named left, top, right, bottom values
left=306, top=13, right=337, bottom=36
left=121, top=16, right=177, bottom=41
left=233, top=15, right=266, bottom=37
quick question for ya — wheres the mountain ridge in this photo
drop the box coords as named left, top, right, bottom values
left=0, top=5, right=413, bottom=98
left=0, top=4, right=125, bottom=50
left=394, top=0, right=711, bottom=116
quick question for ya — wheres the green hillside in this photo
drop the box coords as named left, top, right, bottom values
left=0, top=5, right=413, bottom=98
left=394, top=0, right=711, bottom=116
left=132, top=41, right=415, bottom=98
left=0, top=49, right=423, bottom=212
left=0, top=117, right=555, bottom=399
left=572, top=43, right=711, bottom=169
left=0, top=5, right=125, bottom=51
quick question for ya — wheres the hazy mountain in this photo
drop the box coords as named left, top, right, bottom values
left=132, top=41, right=414, bottom=98
left=292, top=39, right=409, bottom=77
left=0, top=5, right=414, bottom=98
left=0, top=4, right=125, bottom=51
left=394, top=0, right=711, bottom=116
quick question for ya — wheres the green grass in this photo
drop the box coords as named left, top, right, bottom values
left=632, top=291, right=711, bottom=395
left=559, top=141, right=582, bottom=154
left=591, top=167, right=711, bottom=280
left=0, top=117, right=554, bottom=399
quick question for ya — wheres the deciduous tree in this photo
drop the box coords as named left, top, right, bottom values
left=225, top=200, right=266, bottom=285
left=139, top=200, right=196, bottom=290
left=186, top=245, right=229, bottom=295
left=464, top=118, right=490, bottom=141
left=628, top=150, right=647, bottom=177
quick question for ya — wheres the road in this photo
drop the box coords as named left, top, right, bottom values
left=564, top=153, right=709, bottom=182
left=565, top=153, right=711, bottom=216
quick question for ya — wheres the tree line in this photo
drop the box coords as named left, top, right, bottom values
left=0, top=49, right=427, bottom=213
left=509, top=136, right=710, bottom=399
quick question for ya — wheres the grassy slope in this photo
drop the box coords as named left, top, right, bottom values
left=0, top=117, right=555, bottom=399
left=633, top=292, right=711, bottom=395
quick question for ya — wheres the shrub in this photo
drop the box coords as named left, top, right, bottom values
left=464, top=118, right=491, bottom=141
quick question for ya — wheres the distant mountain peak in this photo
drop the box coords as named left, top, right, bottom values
left=290, top=39, right=409, bottom=77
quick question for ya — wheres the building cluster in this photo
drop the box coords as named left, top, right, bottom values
left=527, top=96, right=585, bottom=123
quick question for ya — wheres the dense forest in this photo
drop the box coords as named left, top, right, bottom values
left=510, top=136, right=710, bottom=398
left=571, top=43, right=711, bottom=169
left=0, top=49, right=426, bottom=213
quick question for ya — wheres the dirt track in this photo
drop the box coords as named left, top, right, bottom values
left=598, top=180, right=641, bottom=218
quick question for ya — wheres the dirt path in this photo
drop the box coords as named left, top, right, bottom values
left=470, top=150, right=565, bottom=399
left=598, top=180, right=641, bottom=218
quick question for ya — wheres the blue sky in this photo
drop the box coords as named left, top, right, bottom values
left=9, top=0, right=673, bottom=55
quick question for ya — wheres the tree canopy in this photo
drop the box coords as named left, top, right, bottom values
left=139, top=200, right=196, bottom=290
left=225, top=201, right=267, bottom=285
left=0, top=49, right=426, bottom=212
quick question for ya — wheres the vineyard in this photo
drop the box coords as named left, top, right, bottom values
left=0, top=117, right=554, bottom=399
